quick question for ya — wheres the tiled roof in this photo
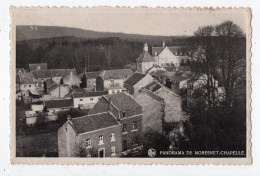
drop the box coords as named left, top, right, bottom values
left=44, top=98, right=73, bottom=109
left=169, top=71, right=194, bottom=82
left=145, top=81, right=162, bottom=92
left=103, top=92, right=141, bottom=111
left=29, top=63, right=48, bottom=71
left=32, top=69, right=52, bottom=79
left=152, top=46, right=196, bottom=56
left=136, top=51, right=155, bottom=62
left=18, top=73, right=36, bottom=84
left=124, top=73, right=146, bottom=86
left=73, top=90, right=108, bottom=98
left=78, top=71, right=101, bottom=79
left=151, top=70, right=167, bottom=79
left=47, top=83, right=59, bottom=92
left=51, top=69, right=77, bottom=78
left=100, top=69, right=134, bottom=80
left=139, top=88, right=164, bottom=103
left=69, top=112, right=120, bottom=134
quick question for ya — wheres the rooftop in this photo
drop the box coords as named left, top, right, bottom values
left=32, top=69, right=52, bottom=79
left=29, top=63, right=48, bottom=71
left=78, top=71, right=101, bottom=79
left=73, top=90, right=108, bottom=98
left=51, top=69, right=77, bottom=78
left=139, top=88, right=164, bottom=103
left=145, top=81, right=162, bottom=92
left=69, top=112, right=120, bottom=134
left=136, top=51, right=155, bottom=63
left=44, top=98, right=73, bottom=109
left=100, top=69, right=134, bottom=80
left=152, top=46, right=196, bottom=56
left=124, top=73, right=147, bottom=86
left=18, top=73, right=36, bottom=84
left=103, top=92, right=141, bottom=111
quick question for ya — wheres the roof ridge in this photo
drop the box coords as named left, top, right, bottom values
left=124, top=92, right=142, bottom=108
left=72, top=111, right=111, bottom=120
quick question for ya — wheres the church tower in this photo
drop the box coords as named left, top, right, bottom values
left=136, top=42, right=156, bottom=73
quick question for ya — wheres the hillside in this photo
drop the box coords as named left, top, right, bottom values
left=16, top=25, right=187, bottom=42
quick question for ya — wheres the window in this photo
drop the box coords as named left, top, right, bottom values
left=90, top=98, right=94, bottom=101
left=122, top=124, right=127, bottom=133
left=29, top=84, right=31, bottom=87
left=122, top=112, right=126, bottom=117
left=98, top=135, right=104, bottom=145
left=111, top=146, right=116, bottom=156
left=132, top=122, right=137, bottom=131
left=86, top=139, right=91, bottom=148
left=132, top=137, right=137, bottom=145
left=117, top=90, right=120, bottom=93
left=111, top=132, right=115, bottom=141
left=80, top=99, right=83, bottom=101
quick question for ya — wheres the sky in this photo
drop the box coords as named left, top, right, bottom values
left=13, top=7, right=249, bottom=36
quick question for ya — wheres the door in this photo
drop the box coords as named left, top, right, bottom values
left=98, top=148, right=105, bottom=158
left=123, top=140, right=127, bottom=151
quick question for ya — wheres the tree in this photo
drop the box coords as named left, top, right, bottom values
left=194, top=25, right=214, bottom=36
left=104, top=48, right=112, bottom=70
left=73, top=142, right=86, bottom=157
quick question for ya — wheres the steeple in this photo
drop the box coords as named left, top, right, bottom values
left=143, top=42, right=148, bottom=52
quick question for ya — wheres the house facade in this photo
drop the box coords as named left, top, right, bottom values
left=96, top=69, right=134, bottom=91
left=58, top=112, right=122, bottom=157
left=51, top=69, right=77, bottom=84
left=72, top=90, right=108, bottom=109
left=134, top=88, right=164, bottom=134
left=32, top=70, right=52, bottom=88
left=145, top=81, right=184, bottom=123
left=63, top=72, right=80, bottom=88
left=47, top=84, right=70, bottom=99
left=124, top=73, right=154, bottom=95
left=17, top=73, right=37, bottom=95
left=79, top=71, right=100, bottom=90
left=89, top=92, right=142, bottom=151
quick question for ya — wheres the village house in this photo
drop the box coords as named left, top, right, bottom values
left=124, top=73, right=154, bottom=95
left=58, top=112, right=122, bottom=157
left=107, top=84, right=125, bottom=95
left=25, top=102, right=45, bottom=126
left=152, top=41, right=194, bottom=67
left=136, top=43, right=156, bottom=74
left=78, top=71, right=100, bottom=90
left=63, top=71, right=80, bottom=88
left=16, top=73, right=37, bottom=96
left=89, top=92, right=142, bottom=151
left=31, top=69, right=52, bottom=88
left=29, top=63, right=48, bottom=72
left=46, top=83, right=71, bottom=99
left=145, top=81, right=184, bottom=127
left=71, top=88, right=108, bottom=109
left=146, top=64, right=167, bottom=74
left=96, top=69, right=134, bottom=91
left=51, top=69, right=77, bottom=84
left=168, top=71, right=194, bottom=90
left=43, top=98, right=73, bottom=120
left=133, top=88, right=164, bottom=134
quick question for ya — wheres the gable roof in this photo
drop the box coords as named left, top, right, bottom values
left=32, top=69, right=52, bottom=79
left=136, top=51, right=155, bottom=62
left=47, top=83, right=59, bottom=92
left=18, top=73, right=36, bottom=84
left=139, top=88, right=164, bottom=103
left=44, top=98, right=73, bottom=109
left=51, top=69, right=77, bottom=78
left=145, top=81, right=162, bottom=92
left=69, top=112, right=120, bottom=134
left=103, top=92, right=141, bottom=111
left=124, top=73, right=147, bottom=86
left=152, top=46, right=197, bottom=56
left=100, top=69, right=134, bottom=80
left=169, top=71, right=194, bottom=82
left=29, top=63, right=48, bottom=71
left=73, top=90, right=108, bottom=98
left=78, top=71, right=101, bottom=79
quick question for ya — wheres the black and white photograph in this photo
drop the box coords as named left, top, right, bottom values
left=10, top=7, right=251, bottom=164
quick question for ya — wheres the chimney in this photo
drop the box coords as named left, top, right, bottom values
left=143, top=42, right=148, bottom=52
left=162, top=40, right=165, bottom=47
left=67, top=115, right=72, bottom=121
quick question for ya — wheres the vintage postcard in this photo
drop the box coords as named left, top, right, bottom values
left=10, top=7, right=251, bottom=165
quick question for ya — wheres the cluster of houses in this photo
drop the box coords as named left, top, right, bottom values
left=16, top=41, right=225, bottom=158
